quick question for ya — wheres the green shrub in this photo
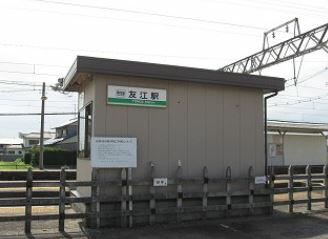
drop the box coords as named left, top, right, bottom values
left=24, top=146, right=76, bottom=168
left=14, top=158, right=24, bottom=164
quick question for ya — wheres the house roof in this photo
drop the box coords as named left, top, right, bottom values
left=44, top=137, right=64, bottom=145
left=43, top=135, right=77, bottom=146
left=59, top=135, right=77, bottom=144
left=19, top=132, right=56, bottom=139
left=268, top=120, right=328, bottom=134
left=52, top=118, right=77, bottom=129
left=5, top=144, right=23, bottom=149
left=0, top=138, right=22, bottom=145
left=62, top=56, right=285, bottom=92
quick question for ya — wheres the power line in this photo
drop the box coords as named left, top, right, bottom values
left=25, top=0, right=267, bottom=31
left=0, top=98, right=75, bottom=103
left=0, top=60, right=66, bottom=68
left=0, top=104, right=75, bottom=109
left=269, top=93, right=328, bottom=107
left=0, top=69, right=60, bottom=77
left=208, top=0, right=327, bottom=17
left=0, top=42, right=242, bottom=61
left=285, top=66, right=328, bottom=88
left=0, top=89, right=41, bottom=93
left=0, top=80, right=42, bottom=87
left=2, top=5, right=260, bottom=38
left=0, top=112, right=77, bottom=116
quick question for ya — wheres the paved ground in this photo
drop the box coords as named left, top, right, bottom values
left=2, top=207, right=328, bottom=239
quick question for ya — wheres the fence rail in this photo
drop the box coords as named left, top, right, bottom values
left=0, top=164, right=327, bottom=233
left=270, top=165, right=328, bottom=212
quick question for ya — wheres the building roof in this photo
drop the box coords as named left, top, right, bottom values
left=43, top=137, right=64, bottom=145
left=268, top=120, right=328, bottom=134
left=59, top=135, right=77, bottom=144
left=43, top=135, right=77, bottom=146
left=52, top=118, right=77, bottom=129
left=63, top=56, right=285, bottom=92
left=0, top=138, right=22, bottom=145
left=5, top=144, right=23, bottom=149
left=19, top=132, right=56, bottom=139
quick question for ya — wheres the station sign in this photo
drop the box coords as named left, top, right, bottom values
left=91, top=137, right=137, bottom=168
left=107, top=85, right=167, bottom=107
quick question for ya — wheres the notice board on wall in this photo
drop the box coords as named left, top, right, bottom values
left=91, top=137, right=137, bottom=168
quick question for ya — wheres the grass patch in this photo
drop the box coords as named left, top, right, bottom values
left=0, top=159, right=32, bottom=170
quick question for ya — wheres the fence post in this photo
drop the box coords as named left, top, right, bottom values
left=121, top=168, right=127, bottom=228
left=202, top=166, right=208, bottom=220
left=176, top=162, right=183, bottom=223
left=324, top=165, right=328, bottom=208
left=91, top=168, right=100, bottom=229
left=225, top=167, right=232, bottom=217
left=288, top=165, right=294, bottom=213
left=59, top=167, right=66, bottom=232
left=127, top=168, right=133, bottom=228
left=248, top=166, right=254, bottom=215
left=149, top=162, right=156, bottom=225
left=25, top=167, right=33, bottom=234
left=306, top=165, right=312, bottom=210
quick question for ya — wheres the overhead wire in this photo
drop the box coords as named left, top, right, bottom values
left=0, top=42, right=244, bottom=61
left=207, top=0, right=328, bottom=17
left=24, top=0, right=267, bottom=31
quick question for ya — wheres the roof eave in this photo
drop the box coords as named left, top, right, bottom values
left=63, top=56, right=285, bottom=92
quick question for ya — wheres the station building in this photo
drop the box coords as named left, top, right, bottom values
left=62, top=56, right=285, bottom=226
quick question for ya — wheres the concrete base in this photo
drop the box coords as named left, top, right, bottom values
left=78, top=194, right=272, bottom=228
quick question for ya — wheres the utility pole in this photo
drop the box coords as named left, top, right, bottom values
left=39, top=82, right=47, bottom=169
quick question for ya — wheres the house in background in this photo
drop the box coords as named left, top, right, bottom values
left=0, top=138, right=24, bottom=161
left=44, top=119, right=78, bottom=151
left=267, top=120, right=328, bottom=166
left=19, top=132, right=55, bottom=148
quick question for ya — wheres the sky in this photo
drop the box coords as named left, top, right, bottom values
left=0, top=0, right=327, bottom=139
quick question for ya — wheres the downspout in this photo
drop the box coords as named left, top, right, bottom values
left=264, top=92, right=278, bottom=177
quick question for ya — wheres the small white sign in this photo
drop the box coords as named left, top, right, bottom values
left=91, top=137, right=137, bottom=168
left=153, top=178, right=168, bottom=187
left=255, top=176, right=267, bottom=184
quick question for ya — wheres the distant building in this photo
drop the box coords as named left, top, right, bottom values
left=267, top=120, right=328, bottom=166
left=44, top=119, right=78, bottom=151
left=19, top=132, right=55, bottom=148
left=0, top=138, right=24, bottom=161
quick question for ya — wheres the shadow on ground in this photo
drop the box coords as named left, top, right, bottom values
left=2, top=209, right=328, bottom=239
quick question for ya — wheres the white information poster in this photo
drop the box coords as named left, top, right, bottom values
left=255, top=176, right=267, bottom=184
left=91, top=137, right=137, bottom=168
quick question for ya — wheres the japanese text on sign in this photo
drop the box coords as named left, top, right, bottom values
left=107, top=85, right=167, bottom=107
left=91, top=137, right=137, bottom=168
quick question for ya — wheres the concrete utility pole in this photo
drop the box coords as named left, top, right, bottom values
left=39, top=82, right=47, bottom=169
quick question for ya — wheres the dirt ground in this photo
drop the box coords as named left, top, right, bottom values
left=1, top=203, right=328, bottom=239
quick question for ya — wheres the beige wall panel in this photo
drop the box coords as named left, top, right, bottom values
left=284, top=135, right=327, bottom=165
left=79, top=74, right=265, bottom=185
left=205, top=85, right=224, bottom=178
left=148, top=81, right=169, bottom=178
left=254, top=93, right=264, bottom=175
left=126, top=109, right=149, bottom=180
left=105, top=76, right=129, bottom=137
left=240, top=89, right=257, bottom=177
left=93, top=75, right=107, bottom=136
left=223, top=87, right=240, bottom=178
left=187, top=83, right=206, bottom=177
left=168, top=81, right=188, bottom=178
left=76, top=158, right=92, bottom=197
left=82, top=79, right=94, bottom=105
